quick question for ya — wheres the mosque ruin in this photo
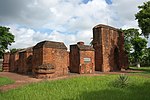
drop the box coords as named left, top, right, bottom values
left=2, top=24, right=128, bottom=78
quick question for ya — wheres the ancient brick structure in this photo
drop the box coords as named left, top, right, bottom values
left=2, top=24, right=128, bottom=79
left=33, top=41, right=68, bottom=78
left=69, top=42, right=95, bottom=74
left=18, top=47, right=33, bottom=74
left=2, top=53, right=10, bottom=72
left=92, top=24, right=128, bottom=72
left=9, top=52, right=19, bottom=72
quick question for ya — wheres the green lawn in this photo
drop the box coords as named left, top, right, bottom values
left=129, top=66, right=150, bottom=74
left=0, top=77, right=14, bottom=87
left=0, top=75, right=150, bottom=100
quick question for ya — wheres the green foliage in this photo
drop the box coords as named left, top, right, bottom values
left=135, top=1, right=150, bottom=38
left=122, top=28, right=148, bottom=66
left=10, top=48, right=19, bottom=53
left=0, top=77, right=14, bottom=87
left=112, top=74, right=129, bottom=88
left=131, top=36, right=147, bottom=64
left=122, top=28, right=140, bottom=54
left=141, top=48, right=150, bottom=66
left=0, top=26, right=15, bottom=58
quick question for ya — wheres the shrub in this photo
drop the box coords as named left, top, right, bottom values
left=113, top=74, right=129, bottom=88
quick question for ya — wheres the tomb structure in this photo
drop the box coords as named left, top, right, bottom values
left=33, top=41, right=68, bottom=78
left=69, top=42, right=95, bottom=74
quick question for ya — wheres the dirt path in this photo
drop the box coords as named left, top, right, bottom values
left=0, top=70, right=146, bottom=92
left=0, top=72, right=42, bottom=92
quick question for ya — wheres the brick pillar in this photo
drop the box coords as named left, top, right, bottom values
left=2, top=53, right=10, bottom=72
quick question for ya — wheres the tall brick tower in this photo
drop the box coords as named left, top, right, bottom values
left=92, top=24, right=128, bottom=72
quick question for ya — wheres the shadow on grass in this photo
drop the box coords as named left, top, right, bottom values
left=129, top=67, right=150, bottom=75
left=64, top=82, right=150, bottom=100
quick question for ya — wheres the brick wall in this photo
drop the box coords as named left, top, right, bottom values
left=79, top=51, right=95, bottom=74
left=70, top=42, right=95, bottom=74
left=9, top=52, right=19, bottom=72
left=2, top=53, right=10, bottom=72
left=18, top=48, right=33, bottom=74
left=69, top=45, right=80, bottom=73
left=33, top=41, right=68, bottom=78
left=93, top=24, right=128, bottom=72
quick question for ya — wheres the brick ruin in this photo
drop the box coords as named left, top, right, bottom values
left=9, top=51, right=19, bottom=72
left=93, top=24, right=128, bottom=72
left=18, top=47, right=33, bottom=74
left=69, top=42, right=95, bottom=74
left=32, top=41, right=69, bottom=78
left=2, top=52, right=10, bottom=72
left=2, top=24, right=128, bottom=78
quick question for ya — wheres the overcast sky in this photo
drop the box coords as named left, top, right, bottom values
left=0, top=0, right=149, bottom=49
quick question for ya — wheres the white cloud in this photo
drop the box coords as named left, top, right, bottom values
left=1, top=0, right=150, bottom=49
left=110, top=0, right=149, bottom=28
left=8, top=25, right=92, bottom=50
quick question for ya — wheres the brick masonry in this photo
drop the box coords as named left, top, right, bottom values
left=18, top=47, right=33, bottom=74
left=2, top=53, right=10, bottom=72
left=69, top=42, right=95, bottom=74
left=93, top=24, right=128, bottom=72
left=33, top=41, right=68, bottom=78
left=2, top=24, right=128, bottom=78
left=9, top=51, right=21, bottom=72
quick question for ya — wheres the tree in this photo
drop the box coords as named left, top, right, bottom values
left=135, top=1, right=150, bottom=38
left=123, top=28, right=140, bottom=54
left=10, top=48, right=18, bottom=53
left=141, top=47, right=150, bottom=66
left=0, top=26, right=15, bottom=58
left=122, top=28, right=147, bottom=67
left=131, top=36, right=147, bottom=67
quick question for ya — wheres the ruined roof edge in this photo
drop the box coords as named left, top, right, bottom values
left=33, top=40, right=67, bottom=50
left=93, top=24, right=122, bottom=32
left=70, top=44, right=94, bottom=51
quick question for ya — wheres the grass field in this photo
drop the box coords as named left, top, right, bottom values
left=129, top=66, right=150, bottom=75
left=0, top=75, right=150, bottom=100
left=130, top=66, right=150, bottom=71
left=0, top=77, right=14, bottom=87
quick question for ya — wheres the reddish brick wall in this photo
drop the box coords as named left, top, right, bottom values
left=69, top=45, right=80, bottom=73
left=79, top=51, right=95, bottom=74
left=18, top=51, right=25, bottom=73
left=43, top=48, right=68, bottom=77
left=32, top=48, right=43, bottom=73
left=33, top=41, right=68, bottom=78
left=9, top=52, right=19, bottom=72
left=69, top=43, right=95, bottom=74
left=18, top=49, right=33, bottom=74
left=2, top=53, right=10, bottom=72
left=93, top=24, right=128, bottom=72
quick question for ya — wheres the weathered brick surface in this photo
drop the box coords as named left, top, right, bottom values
left=2, top=53, right=10, bottom=72
left=69, top=42, right=95, bottom=74
left=93, top=24, right=128, bottom=72
left=33, top=41, right=68, bottom=78
left=9, top=52, right=19, bottom=72
left=18, top=47, right=33, bottom=74
left=2, top=24, right=128, bottom=78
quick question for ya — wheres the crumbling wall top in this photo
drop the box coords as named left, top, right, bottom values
left=18, top=47, right=33, bottom=53
left=93, top=24, right=121, bottom=32
left=33, top=41, right=67, bottom=50
left=70, top=42, right=94, bottom=51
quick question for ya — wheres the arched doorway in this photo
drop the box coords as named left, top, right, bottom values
left=113, top=47, right=120, bottom=71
